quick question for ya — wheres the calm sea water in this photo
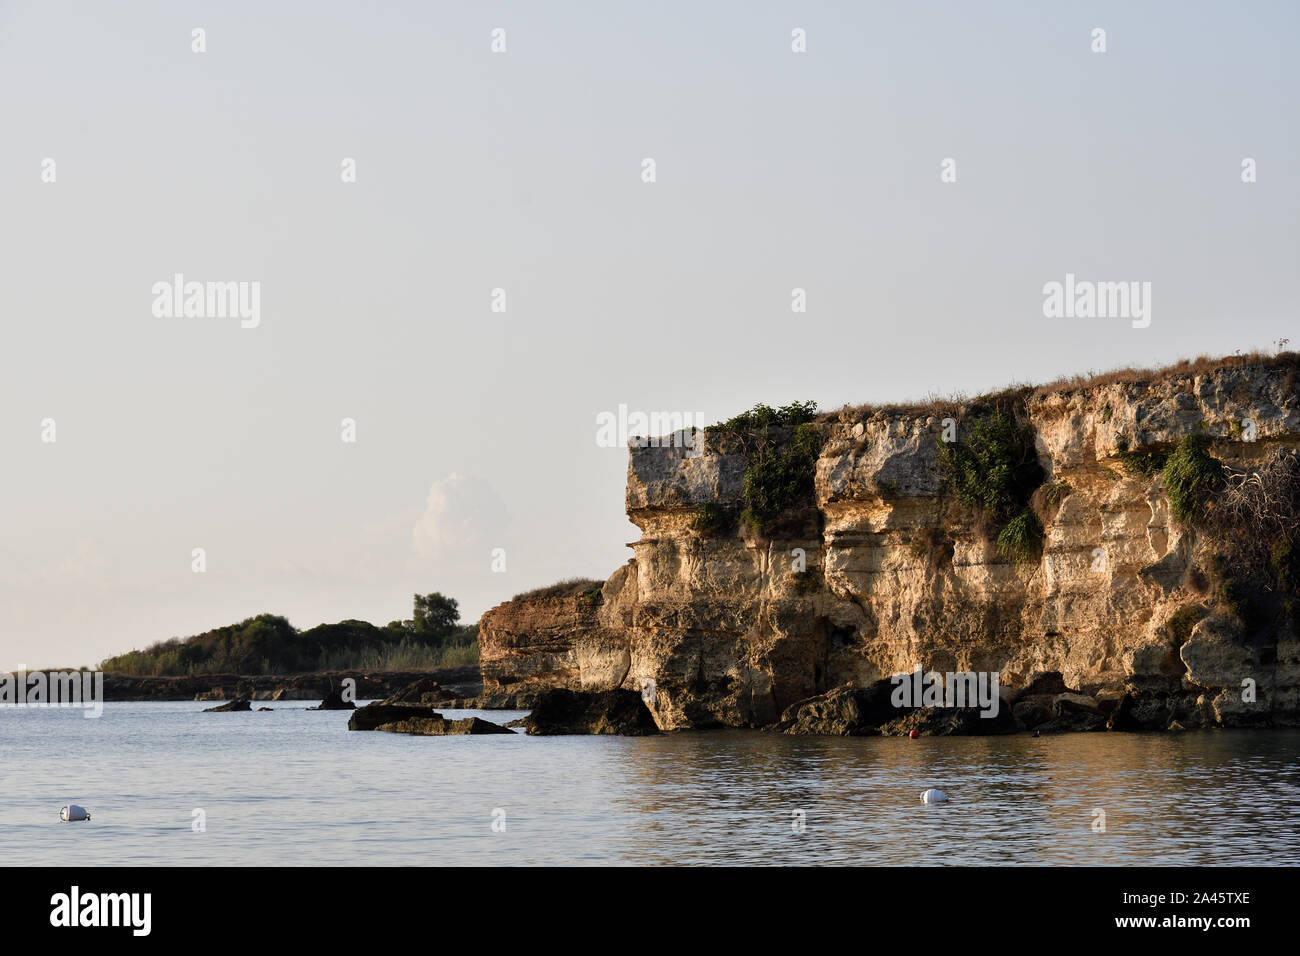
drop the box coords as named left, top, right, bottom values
left=4, top=702, right=1298, bottom=866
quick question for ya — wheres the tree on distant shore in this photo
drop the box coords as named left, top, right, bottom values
left=410, top=592, right=460, bottom=645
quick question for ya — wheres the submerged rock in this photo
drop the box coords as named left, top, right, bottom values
left=203, top=698, right=251, bottom=712
left=524, top=688, right=660, bottom=736
left=375, top=715, right=515, bottom=735
left=347, top=702, right=441, bottom=731
left=313, top=689, right=356, bottom=711
left=382, top=677, right=447, bottom=705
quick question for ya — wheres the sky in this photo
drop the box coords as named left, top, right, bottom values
left=1, top=0, right=1297, bottom=668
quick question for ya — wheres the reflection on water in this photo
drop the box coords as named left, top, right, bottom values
left=4, top=703, right=1298, bottom=865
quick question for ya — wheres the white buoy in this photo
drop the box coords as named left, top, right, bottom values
left=920, top=789, right=948, bottom=804
left=59, top=805, right=91, bottom=822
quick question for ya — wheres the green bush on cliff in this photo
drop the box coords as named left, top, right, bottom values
left=706, top=400, right=818, bottom=436
left=1162, top=604, right=1207, bottom=644
left=692, top=502, right=737, bottom=536
left=995, top=510, right=1043, bottom=563
left=739, top=422, right=824, bottom=533
left=705, top=401, right=824, bottom=535
left=938, top=409, right=1044, bottom=524
left=1042, top=480, right=1072, bottom=510
left=791, top=568, right=822, bottom=594
left=1115, top=435, right=1169, bottom=479
left=1162, top=431, right=1225, bottom=524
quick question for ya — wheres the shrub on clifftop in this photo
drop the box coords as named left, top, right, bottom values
left=706, top=401, right=824, bottom=536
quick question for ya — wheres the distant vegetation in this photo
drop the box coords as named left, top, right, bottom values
left=100, top=592, right=479, bottom=677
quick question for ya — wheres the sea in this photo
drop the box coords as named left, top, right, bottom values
left=4, top=702, right=1298, bottom=866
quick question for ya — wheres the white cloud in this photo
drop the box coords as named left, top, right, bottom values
left=411, top=474, right=510, bottom=566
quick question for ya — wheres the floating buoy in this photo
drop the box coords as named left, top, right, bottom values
left=920, top=789, right=948, bottom=804
left=908, top=729, right=920, bottom=739
left=59, top=805, right=91, bottom=822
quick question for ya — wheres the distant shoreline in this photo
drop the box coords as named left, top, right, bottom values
left=98, top=666, right=481, bottom=703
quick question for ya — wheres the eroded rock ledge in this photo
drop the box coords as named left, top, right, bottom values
left=480, top=357, right=1300, bottom=733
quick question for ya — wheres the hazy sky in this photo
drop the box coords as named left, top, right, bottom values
left=2, top=1, right=1297, bottom=668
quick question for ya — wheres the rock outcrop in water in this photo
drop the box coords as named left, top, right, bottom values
left=346, top=700, right=514, bottom=734
left=375, top=715, right=515, bottom=735
left=480, top=355, right=1300, bottom=733
left=313, top=689, right=356, bottom=710
left=203, top=698, right=252, bottom=712
left=523, top=688, right=660, bottom=736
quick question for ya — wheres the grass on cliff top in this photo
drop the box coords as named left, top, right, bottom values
left=509, top=577, right=604, bottom=603
left=705, top=400, right=818, bottom=436
left=822, top=346, right=1300, bottom=422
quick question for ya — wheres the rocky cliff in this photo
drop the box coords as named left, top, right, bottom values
left=480, top=356, right=1300, bottom=732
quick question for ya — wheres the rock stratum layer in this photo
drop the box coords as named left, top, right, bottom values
left=480, top=359, right=1300, bottom=732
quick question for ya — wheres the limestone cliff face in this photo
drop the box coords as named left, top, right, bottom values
left=480, top=576, right=636, bottom=695
left=481, top=360, right=1300, bottom=731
